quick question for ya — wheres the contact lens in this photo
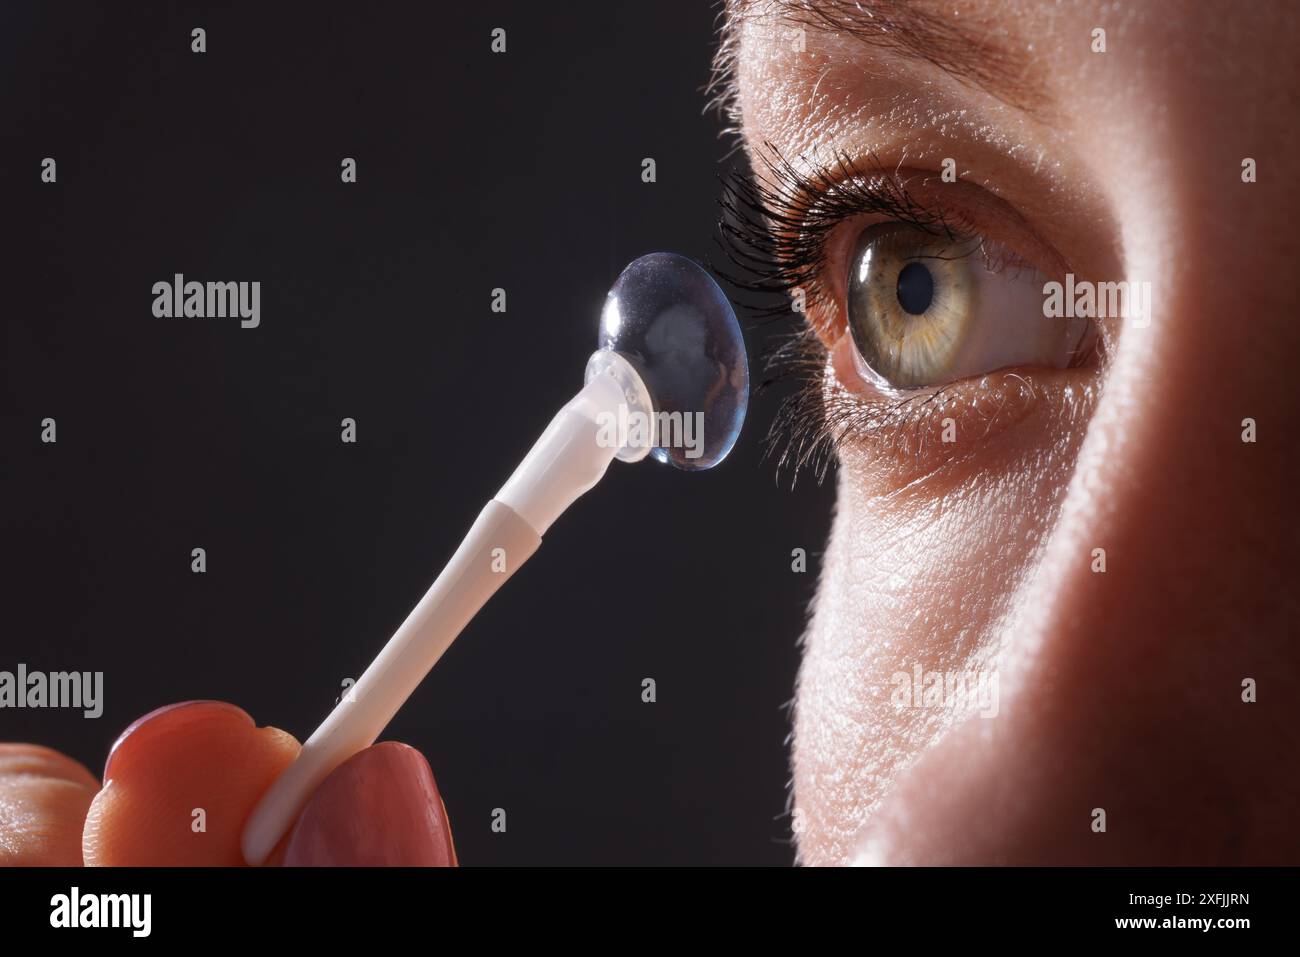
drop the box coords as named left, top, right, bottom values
left=596, top=253, right=748, bottom=470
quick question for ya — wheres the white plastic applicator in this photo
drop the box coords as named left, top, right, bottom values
left=241, top=252, right=747, bottom=865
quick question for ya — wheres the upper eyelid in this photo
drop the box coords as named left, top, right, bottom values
left=717, top=146, right=1071, bottom=341
left=819, top=184, right=1071, bottom=299
left=796, top=157, right=1069, bottom=279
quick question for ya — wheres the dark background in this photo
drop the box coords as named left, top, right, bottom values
left=0, top=1, right=833, bottom=865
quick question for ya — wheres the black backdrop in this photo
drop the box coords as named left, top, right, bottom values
left=0, top=1, right=833, bottom=865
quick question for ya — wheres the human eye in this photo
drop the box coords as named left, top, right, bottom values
left=719, top=150, right=1102, bottom=475
left=843, top=222, right=1091, bottom=393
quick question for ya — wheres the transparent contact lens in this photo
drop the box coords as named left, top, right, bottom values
left=595, top=252, right=748, bottom=470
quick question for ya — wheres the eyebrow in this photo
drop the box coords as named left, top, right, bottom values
left=711, top=0, right=1048, bottom=125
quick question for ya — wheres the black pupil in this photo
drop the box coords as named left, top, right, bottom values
left=896, top=262, right=934, bottom=315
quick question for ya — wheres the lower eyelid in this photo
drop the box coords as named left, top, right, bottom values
left=825, top=333, right=1100, bottom=488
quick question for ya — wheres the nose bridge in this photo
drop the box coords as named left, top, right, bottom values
left=988, top=41, right=1300, bottom=858
left=1020, top=19, right=1300, bottom=668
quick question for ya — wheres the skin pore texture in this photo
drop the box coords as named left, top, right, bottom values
left=727, top=0, right=1300, bottom=864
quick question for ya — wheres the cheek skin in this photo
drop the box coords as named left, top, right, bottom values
left=794, top=370, right=1095, bottom=864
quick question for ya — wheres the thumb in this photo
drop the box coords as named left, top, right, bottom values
left=281, top=741, right=457, bottom=867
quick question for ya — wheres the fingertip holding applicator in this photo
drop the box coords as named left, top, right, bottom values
left=241, top=253, right=747, bottom=865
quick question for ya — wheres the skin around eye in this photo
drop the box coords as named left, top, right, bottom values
left=746, top=168, right=1110, bottom=487
left=845, top=224, right=1093, bottom=392
left=823, top=334, right=1097, bottom=485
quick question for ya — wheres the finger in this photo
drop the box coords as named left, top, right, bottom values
left=82, top=700, right=300, bottom=866
left=281, top=741, right=457, bottom=866
left=0, top=744, right=100, bottom=866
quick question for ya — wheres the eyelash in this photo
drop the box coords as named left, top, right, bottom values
left=715, top=147, right=979, bottom=483
left=717, top=146, right=966, bottom=323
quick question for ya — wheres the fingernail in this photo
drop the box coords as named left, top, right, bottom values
left=103, top=700, right=249, bottom=783
left=282, top=741, right=456, bottom=867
